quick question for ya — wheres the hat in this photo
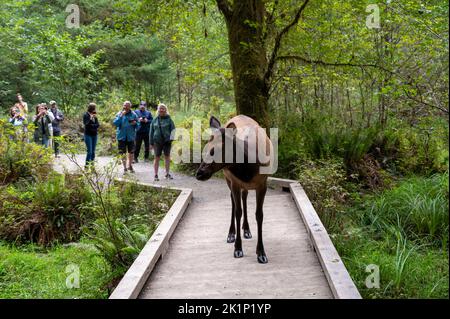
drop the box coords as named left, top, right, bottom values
left=140, top=101, right=147, bottom=106
left=49, top=100, right=56, bottom=105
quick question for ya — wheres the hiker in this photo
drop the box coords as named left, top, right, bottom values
left=14, top=93, right=28, bottom=117
left=9, top=106, right=27, bottom=127
left=134, top=101, right=153, bottom=163
left=150, top=103, right=175, bottom=181
left=8, top=106, right=28, bottom=141
left=32, top=103, right=54, bottom=147
left=49, top=100, right=64, bottom=158
left=113, top=100, right=138, bottom=173
left=83, top=102, right=100, bottom=168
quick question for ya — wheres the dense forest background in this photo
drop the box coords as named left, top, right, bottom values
left=1, top=0, right=448, bottom=175
left=0, top=0, right=448, bottom=298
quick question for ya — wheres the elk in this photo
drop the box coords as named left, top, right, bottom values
left=196, top=115, right=274, bottom=263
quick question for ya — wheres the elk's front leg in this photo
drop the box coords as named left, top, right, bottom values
left=227, top=191, right=236, bottom=243
left=242, top=189, right=252, bottom=239
left=231, top=185, right=243, bottom=258
left=255, top=185, right=268, bottom=264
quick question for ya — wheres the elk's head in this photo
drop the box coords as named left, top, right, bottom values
left=196, top=116, right=233, bottom=181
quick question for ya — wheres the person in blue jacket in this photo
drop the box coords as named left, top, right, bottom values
left=134, top=101, right=153, bottom=163
left=113, top=101, right=138, bottom=173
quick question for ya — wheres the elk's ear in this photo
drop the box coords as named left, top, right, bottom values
left=209, top=116, right=221, bottom=129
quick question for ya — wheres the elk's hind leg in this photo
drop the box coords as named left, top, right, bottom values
left=242, top=189, right=252, bottom=239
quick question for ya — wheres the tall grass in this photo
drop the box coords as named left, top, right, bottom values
left=333, top=172, right=449, bottom=298
left=360, top=172, right=449, bottom=245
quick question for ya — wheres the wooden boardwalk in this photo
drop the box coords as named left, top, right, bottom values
left=139, top=185, right=332, bottom=299
left=56, top=156, right=360, bottom=299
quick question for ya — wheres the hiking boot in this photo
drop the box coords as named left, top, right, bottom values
left=128, top=166, right=135, bottom=173
left=134, top=158, right=139, bottom=164
left=154, top=175, right=159, bottom=181
left=124, top=167, right=128, bottom=173
left=165, top=173, right=173, bottom=180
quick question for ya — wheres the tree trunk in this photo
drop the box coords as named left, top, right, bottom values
left=217, top=0, right=310, bottom=127
left=220, top=1, right=270, bottom=127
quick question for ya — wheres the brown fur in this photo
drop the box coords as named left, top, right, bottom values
left=223, top=115, right=272, bottom=190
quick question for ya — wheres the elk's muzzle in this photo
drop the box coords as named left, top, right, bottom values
left=196, top=168, right=212, bottom=181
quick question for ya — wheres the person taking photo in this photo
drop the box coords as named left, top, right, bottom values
left=113, top=101, right=139, bottom=173
left=134, top=101, right=153, bottom=163
left=32, top=103, right=54, bottom=148
left=83, top=102, right=100, bottom=168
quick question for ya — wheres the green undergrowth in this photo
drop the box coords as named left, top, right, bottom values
left=330, top=172, right=449, bottom=298
left=0, top=241, right=121, bottom=299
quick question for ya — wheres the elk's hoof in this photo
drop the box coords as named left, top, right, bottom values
left=227, top=234, right=235, bottom=243
left=234, top=250, right=244, bottom=258
left=257, top=254, right=268, bottom=264
left=243, top=230, right=252, bottom=239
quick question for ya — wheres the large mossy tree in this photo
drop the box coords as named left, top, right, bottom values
left=216, top=0, right=310, bottom=127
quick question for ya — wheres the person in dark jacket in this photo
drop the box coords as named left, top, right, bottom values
left=83, top=103, right=100, bottom=168
left=134, top=101, right=153, bottom=163
left=33, top=103, right=54, bottom=148
left=49, top=100, right=64, bottom=158
left=150, top=103, right=175, bottom=181
left=113, top=101, right=138, bottom=173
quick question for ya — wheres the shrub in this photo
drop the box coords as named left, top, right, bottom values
left=86, top=180, right=178, bottom=267
left=291, top=108, right=381, bottom=164
left=382, top=118, right=449, bottom=175
left=293, top=158, right=350, bottom=229
left=0, top=173, right=95, bottom=245
left=274, top=109, right=385, bottom=184
left=0, top=120, right=53, bottom=184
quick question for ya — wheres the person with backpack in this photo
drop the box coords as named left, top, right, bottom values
left=83, top=103, right=100, bottom=168
left=149, top=103, right=175, bottom=181
left=134, top=101, right=153, bottom=163
left=113, top=101, right=138, bottom=173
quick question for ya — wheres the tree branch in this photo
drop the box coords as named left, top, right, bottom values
left=276, top=55, right=402, bottom=77
left=263, top=0, right=279, bottom=42
left=403, top=88, right=449, bottom=114
left=216, top=0, right=232, bottom=21
left=264, top=0, right=310, bottom=86
left=276, top=55, right=449, bottom=114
